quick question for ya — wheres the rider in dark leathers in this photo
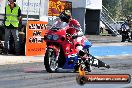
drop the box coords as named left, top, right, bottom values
left=121, top=15, right=132, bottom=42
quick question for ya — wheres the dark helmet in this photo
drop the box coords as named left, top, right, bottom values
left=127, top=15, right=132, bottom=21
left=59, top=10, right=71, bottom=23
left=8, top=0, right=16, bottom=2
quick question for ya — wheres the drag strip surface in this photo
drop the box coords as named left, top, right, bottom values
left=0, top=55, right=132, bottom=88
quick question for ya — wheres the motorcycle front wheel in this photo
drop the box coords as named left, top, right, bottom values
left=44, top=48, right=59, bottom=73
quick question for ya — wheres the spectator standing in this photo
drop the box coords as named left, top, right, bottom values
left=127, top=15, right=132, bottom=40
left=3, top=0, right=21, bottom=55
left=121, top=15, right=132, bottom=42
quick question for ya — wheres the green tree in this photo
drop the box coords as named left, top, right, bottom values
left=102, top=0, right=132, bottom=20
left=122, top=0, right=132, bottom=17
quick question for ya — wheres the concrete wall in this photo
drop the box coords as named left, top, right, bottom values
left=72, top=8, right=86, bottom=33
left=72, top=8, right=101, bottom=35
left=85, top=9, right=100, bottom=35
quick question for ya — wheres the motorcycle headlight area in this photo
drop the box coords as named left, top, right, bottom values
left=47, top=35, right=52, bottom=40
left=53, top=35, right=59, bottom=40
left=47, top=34, right=59, bottom=40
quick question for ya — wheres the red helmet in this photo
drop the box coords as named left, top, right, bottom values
left=59, top=10, right=71, bottom=23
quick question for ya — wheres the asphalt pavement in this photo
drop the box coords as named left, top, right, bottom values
left=87, top=35, right=122, bottom=43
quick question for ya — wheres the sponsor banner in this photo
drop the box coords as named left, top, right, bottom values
left=0, top=0, right=6, bottom=14
left=26, top=21, right=48, bottom=56
left=76, top=67, right=131, bottom=85
left=76, top=74, right=131, bottom=85
left=48, top=0, right=72, bottom=16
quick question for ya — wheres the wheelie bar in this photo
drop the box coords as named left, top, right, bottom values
left=89, top=54, right=110, bottom=69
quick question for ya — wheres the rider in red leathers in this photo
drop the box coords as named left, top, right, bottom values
left=59, top=10, right=91, bottom=72
left=59, top=10, right=84, bottom=54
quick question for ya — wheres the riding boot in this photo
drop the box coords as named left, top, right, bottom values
left=3, top=48, right=8, bottom=55
left=128, top=33, right=131, bottom=42
left=128, top=38, right=131, bottom=42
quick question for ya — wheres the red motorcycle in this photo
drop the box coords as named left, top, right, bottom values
left=44, top=21, right=110, bottom=73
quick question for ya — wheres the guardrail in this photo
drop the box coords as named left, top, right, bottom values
left=100, top=5, right=120, bottom=36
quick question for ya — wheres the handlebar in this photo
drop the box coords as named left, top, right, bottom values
left=50, top=27, right=61, bottom=31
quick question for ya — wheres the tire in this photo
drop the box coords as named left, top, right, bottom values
left=44, top=48, right=59, bottom=73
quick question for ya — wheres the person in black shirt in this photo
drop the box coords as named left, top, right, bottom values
left=121, top=15, right=132, bottom=42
